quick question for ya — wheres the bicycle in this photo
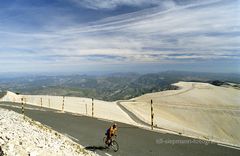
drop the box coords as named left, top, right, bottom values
left=103, top=135, right=119, bottom=152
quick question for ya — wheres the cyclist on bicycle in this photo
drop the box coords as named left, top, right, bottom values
left=105, top=123, right=118, bottom=146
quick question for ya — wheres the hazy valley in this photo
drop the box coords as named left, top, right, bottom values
left=0, top=71, right=239, bottom=101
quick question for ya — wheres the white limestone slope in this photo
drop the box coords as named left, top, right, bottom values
left=121, top=81, right=240, bottom=146
left=0, top=92, right=136, bottom=126
left=0, top=108, right=96, bottom=156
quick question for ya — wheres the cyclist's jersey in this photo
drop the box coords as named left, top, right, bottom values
left=107, top=126, right=117, bottom=136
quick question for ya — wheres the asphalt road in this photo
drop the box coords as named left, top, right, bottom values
left=0, top=102, right=240, bottom=156
left=116, top=101, right=150, bottom=126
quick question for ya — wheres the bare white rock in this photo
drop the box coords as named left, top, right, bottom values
left=0, top=108, right=97, bottom=156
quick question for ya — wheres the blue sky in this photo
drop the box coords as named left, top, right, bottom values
left=0, top=0, right=239, bottom=74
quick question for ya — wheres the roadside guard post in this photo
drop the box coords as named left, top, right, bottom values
left=151, top=99, right=154, bottom=130
left=21, top=97, right=25, bottom=119
left=92, top=98, right=94, bottom=117
left=62, top=96, right=65, bottom=112
left=40, top=97, right=43, bottom=108
left=48, top=98, right=50, bottom=108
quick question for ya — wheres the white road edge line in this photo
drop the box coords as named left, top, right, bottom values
left=64, top=133, right=79, bottom=142
left=97, top=118, right=113, bottom=122
left=105, top=153, right=112, bottom=156
left=217, top=143, right=240, bottom=150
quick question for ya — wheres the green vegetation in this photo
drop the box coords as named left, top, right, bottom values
left=0, top=91, right=6, bottom=98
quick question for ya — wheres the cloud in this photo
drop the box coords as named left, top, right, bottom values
left=0, top=0, right=239, bottom=73
left=71, top=0, right=173, bottom=10
left=57, top=0, right=239, bottom=60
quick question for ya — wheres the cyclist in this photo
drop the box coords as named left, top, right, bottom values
left=105, top=123, right=118, bottom=146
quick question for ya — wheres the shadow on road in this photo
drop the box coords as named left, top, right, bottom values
left=85, top=145, right=108, bottom=152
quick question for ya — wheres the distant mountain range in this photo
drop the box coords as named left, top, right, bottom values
left=0, top=71, right=239, bottom=101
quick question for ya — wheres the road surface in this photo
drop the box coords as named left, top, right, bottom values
left=0, top=102, right=240, bottom=156
left=116, top=101, right=150, bottom=126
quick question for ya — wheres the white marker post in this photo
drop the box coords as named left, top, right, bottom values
left=151, top=99, right=154, bottom=130
left=21, top=98, right=25, bottom=119
left=48, top=98, right=50, bottom=108
left=40, top=97, right=43, bottom=108
left=62, top=96, right=65, bottom=112
left=92, top=98, right=94, bottom=117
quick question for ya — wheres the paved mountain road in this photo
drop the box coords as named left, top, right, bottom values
left=0, top=102, right=240, bottom=156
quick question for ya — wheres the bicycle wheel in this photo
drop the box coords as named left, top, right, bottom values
left=103, top=137, right=107, bottom=144
left=111, top=140, right=119, bottom=152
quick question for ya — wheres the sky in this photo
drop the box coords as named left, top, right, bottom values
left=0, top=0, right=239, bottom=74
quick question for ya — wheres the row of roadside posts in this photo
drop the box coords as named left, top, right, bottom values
left=20, top=96, right=155, bottom=130
left=21, top=96, right=95, bottom=116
